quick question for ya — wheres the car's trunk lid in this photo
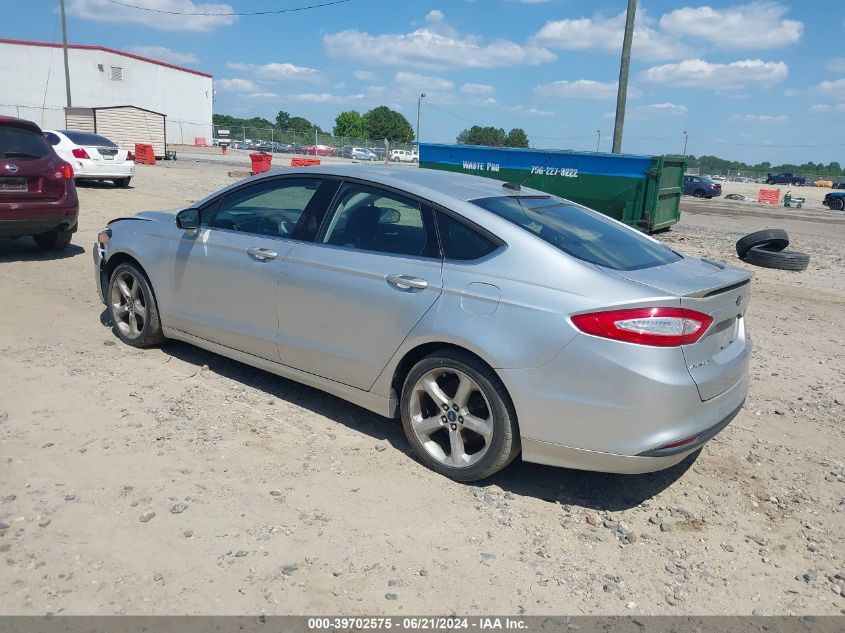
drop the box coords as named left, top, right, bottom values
left=83, top=145, right=126, bottom=164
left=0, top=156, right=66, bottom=201
left=602, top=256, right=752, bottom=401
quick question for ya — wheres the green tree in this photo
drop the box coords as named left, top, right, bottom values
left=506, top=128, right=529, bottom=148
left=362, top=106, right=414, bottom=143
left=333, top=110, right=366, bottom=138
left=275, top=111, right=291, bottom=129
left=456, top=126, right=507, bottom=147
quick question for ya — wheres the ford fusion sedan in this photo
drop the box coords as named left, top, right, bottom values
left=93, top=166, right=751, bottom=481
left=44, top=130, right=135, bottom=188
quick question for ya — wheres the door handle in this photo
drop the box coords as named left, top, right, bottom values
left=247, top=247, right=278, bottom=260
left=386, top=274, right=428, bottom=290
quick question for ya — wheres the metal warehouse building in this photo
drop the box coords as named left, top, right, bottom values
left=0, top=38, right=212, bottom=154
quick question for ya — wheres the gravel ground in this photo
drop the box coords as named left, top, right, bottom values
left=1, top=161, right=844, bottom=616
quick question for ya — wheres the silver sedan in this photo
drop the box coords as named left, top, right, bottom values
left=93, top=166, right=751, bottom=481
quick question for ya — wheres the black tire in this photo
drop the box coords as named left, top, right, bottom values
left=400, top=350, right=520, bottom=482
left=766, top=179, right=775, bottom=185
left=33, top=229, right=73, bottom=251
left=745, top=246, right=810, bottom=271
left=830, top=198, right=844, bottom=211
left=107, top=262, right=165, bottom=347
left=693, top=189, right=707, bottom=198
left=735, top=228, right=789, bottom=259
left=792, top=181, right=802, bottom=187
left=113, top=177, right=131, bottom=188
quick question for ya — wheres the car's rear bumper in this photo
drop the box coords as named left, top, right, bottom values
left=502, top=332, right=750, bottom=474
left=72, top=160, right=135, bottom=179
left=0, top=190, right=79, bottom=237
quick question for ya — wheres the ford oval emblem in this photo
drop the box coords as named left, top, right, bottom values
left=4, top=163, right=19, bottom=173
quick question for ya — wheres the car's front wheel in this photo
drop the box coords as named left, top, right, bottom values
left=33, top=229, right=73, bottom=251
left=108, top=263, right=164, bottom=347
left=400, top=351, right=519, bottom=482
left=831, top=198, right=845, bottom=211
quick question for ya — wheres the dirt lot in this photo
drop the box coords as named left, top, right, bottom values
left=1, top=161, right=844, bottom=616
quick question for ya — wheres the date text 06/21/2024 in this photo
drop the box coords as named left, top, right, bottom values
left=307, top=617, right=527, bottom=630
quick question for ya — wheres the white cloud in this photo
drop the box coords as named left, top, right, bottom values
left=507, top=105, right=555, bottom=117
left=67, top=0, right=236, bottom=32
left=126, top=45, right=198, bottom=65
left=811, top=103, right=845, bottom=113
left=729, top=114, right=789, bottom=123
left=534, top=79, right=636, bottom=100
left=353, top=70, right=377, bottom=81
left=395, top=71, right=454, bottom=92
left=246, top=92, right=278, bottom=99
left=829, top=58, right=845, bottom=73
left=633, top=102, right=688, bottom=117
left=460, top=83, right=494, bottom=95
left=367, top=85, right=387, bottom=95
left=815, top=78, right=845, bottom=100
left=639, top=59, right=788, bottom=90
left=216, top=78, right=259, bottom=92
left=324, top=11, right=555, bottom=70
left=659, top=2, right=803, bottom=50
left=227, top=62, right=320, bottom=82
left=532, top=10, right=685, bottom=61
left=289, top=93, right=365, bottom=103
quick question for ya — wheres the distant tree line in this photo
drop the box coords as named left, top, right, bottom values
left=456, top=126, right=530, bottom=148
left=213, top=106, right=414, bottom=143
left=687, top=155, right=844, bottom=177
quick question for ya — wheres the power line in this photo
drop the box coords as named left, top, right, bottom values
left=103, top=0, right=353, bottom=17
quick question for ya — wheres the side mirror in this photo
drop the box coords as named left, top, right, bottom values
left=176, top=208, right=200, bottom=235
left=378, top=208, right=401, bottom=224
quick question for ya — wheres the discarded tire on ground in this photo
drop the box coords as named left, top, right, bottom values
left=744, top=246, right=810, bottom=271
left=735, top=229, right=790, bottom=259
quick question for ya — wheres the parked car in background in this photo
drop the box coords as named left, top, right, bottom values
left=302, top=144, right=335, bottom=157
left=371, top=147, right=386, bottom=161
left=683, top=175, right=722, bottom=199
left=822, top=191, right=845, bottom=210
left=390, top=149, right=418, bottom=163
left=710, top=175, right=726, bottom=182
left=44, top=130, right=134, bottom=188
left=766, top=172, right=806, bottom=186
left=350, top=147, right=378, bottom=161
left=0, top=117, right=78, bottom=250
left=93, top=165, right=751, bottom=481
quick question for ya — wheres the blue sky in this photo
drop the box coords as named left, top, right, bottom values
left=7, top=0, right=845, bottom=164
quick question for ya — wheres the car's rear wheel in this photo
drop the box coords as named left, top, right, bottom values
left=33, top=229, right=73, bottom=251
left=694, top=189, right=707, bottom=198
left=108, top=263, right=164, bottom=347
left=113, top=177, right=131, bottom=188
left=400, top=351, right=519, bottom=482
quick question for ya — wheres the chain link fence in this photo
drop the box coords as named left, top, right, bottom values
left=211, top=125, right=417, bottom=158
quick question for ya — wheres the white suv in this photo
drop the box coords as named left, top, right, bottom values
left=390, top=149, right=418, bottom=163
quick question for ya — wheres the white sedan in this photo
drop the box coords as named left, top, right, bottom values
left=44, top=130, right=135, bottom=188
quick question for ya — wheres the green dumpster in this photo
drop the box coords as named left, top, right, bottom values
left=419, top=143, right=686, bottom=232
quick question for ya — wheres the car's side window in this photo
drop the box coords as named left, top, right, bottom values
left=436, top=212, right=499, bottom=261
left=318, top=183, right=434, bottom=257
left=209, top=178, right=322, bottom=239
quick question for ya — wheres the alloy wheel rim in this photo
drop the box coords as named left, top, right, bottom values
left=409, top=368, right=494, bottom=469
left=110, top=271, right=146, bottom=339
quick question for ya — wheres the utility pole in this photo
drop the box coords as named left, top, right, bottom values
left=596, top=129, right=601, bottom=152
left=60, top=0, right=72, bottom=107
left=416, top=93, right=426, bottom=142
left=683, top=130, right=688, bottom=156
left=612, top=0, right=637, bottom=154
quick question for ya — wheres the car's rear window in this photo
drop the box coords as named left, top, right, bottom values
left=61, top=131, right=117, bottom=147
left=471, top=195, right=682, bottom=271
left=0, top=126, right=51, bottom=160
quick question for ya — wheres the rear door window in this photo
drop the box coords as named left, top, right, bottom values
left=471, top=196, right=681, bottom=271
left=0, top=127, right=51, bottom=160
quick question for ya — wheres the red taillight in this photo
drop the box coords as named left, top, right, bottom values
left=72, top=148, right=90, bottom=159
left=658, top=434, right=700, bottom=450
left=53, top=163, right=74, bottom=179
left=127, top=150, right=135, bottom=161
left=570, top=307, right=713, bottom=347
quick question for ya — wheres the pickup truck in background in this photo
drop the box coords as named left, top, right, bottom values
left=766, top=172, right=806, bottom=186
